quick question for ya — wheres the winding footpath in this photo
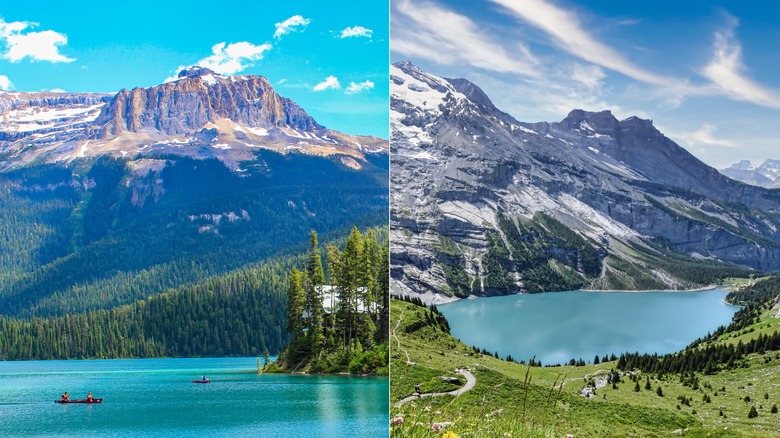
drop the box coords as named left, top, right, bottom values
left=392, top=309, right=412, bottom=365
left=394, top=368, right=476, bottom=407
left=392, top=307, right=477, bottom=408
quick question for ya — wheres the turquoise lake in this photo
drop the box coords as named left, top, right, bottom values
left=0, top=357, right=388, bottom=437
left=438, top=288, right=739, bottom=366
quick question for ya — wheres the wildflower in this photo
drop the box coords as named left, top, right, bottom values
left=390, top=416, right=404, bottom=425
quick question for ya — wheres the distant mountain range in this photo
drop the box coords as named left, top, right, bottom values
left=720, top=159, right=780, bottom=188
left=390, top=61, right=778, bottom=302
left=0, top=66, right=388, bottom=359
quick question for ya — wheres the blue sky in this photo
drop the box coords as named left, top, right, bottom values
left=391, top=0, right=780, bottom=168
left=0, top=0, right=388, bottom=138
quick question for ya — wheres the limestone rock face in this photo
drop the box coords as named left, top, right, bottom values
left=0, top=67, right=387, bottom=171
left=92, top=68, right=322, bottom=138
left=390, top=61, right=780, bottom=302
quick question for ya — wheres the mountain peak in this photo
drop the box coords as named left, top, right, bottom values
left=560, top=109, right=619, bottom=131
left=177, top=66, right=219, bottom=79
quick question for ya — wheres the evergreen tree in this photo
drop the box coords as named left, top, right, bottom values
left=305, top=231, right=326, bottom=356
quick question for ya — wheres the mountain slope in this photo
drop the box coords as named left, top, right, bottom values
left=0, top=66, right=387, bottom=172
left=0, top=68, right=388, bottom=321
left=390, top=62, right=778, bottom=301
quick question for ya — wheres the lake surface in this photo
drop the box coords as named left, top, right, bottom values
left=438, top=288, right=739, bottom=366
left=0, top=357, right=388, bottom=437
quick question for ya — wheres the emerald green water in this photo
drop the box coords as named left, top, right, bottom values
left=0, top=357, right=388, bottom=437
left=438, top=288, right=739, bottom=366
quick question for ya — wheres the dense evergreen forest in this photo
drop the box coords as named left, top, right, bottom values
left=0, top=153, right=387, bottom=317
left=0, top=152, right=388, bottom=360
left=280, top=228, right=389, bottom=374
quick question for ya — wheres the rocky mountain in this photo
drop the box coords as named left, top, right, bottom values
left=0, top=67, right=388, bottom=318
left=0, top=66, right=386, bottom=172
left=390, top=61, right=780, bottom=302
left=720, top=159, right=780, bottom=188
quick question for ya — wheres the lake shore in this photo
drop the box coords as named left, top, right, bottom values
left=580, top=284, right=720, bottom=293
left=429, top=284, right=725, bottom=306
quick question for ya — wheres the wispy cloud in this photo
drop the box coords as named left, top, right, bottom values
left=392, top=0, right=539, bottom=77
left=488, top=0, right=669, bottom=85
left=339, top=26, right=373, bottom=39
left=702, top=14, right=780, bottom=109
left=274, top=15, right=311, bottom=39
left=674, top=123, right=738, bottom=149
left=570, top=64, right=606, bottom=89
left=0, top=17, right=75, bottom=63
left=346, top=80, right=374, bottom=94
left=168, top=41, right=272, bottom=80
left=0, top=74, right=12, bottom=90
left=313, top=75, right=340, bottom=91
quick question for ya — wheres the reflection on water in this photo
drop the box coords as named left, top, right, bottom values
left=0, top=357, right=388, bottom=437
left=439, top=288, right=739, bottom=365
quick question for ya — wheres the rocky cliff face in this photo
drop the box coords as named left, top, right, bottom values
left=0, top=67, right=387, bottom=172
left=92, top=67, right=322, bottom=138
left=390, top=62, right=780, bottom=302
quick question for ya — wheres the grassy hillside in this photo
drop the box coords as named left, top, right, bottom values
left=390, top=296, right=780, bottom=437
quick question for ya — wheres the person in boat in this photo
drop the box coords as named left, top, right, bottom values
left=61, top=392, right=69, bottom=401
left=86, top=392, right=93, bottom=402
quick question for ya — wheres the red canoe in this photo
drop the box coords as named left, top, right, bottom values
left=55, top=398, right=103, bottom=404
left=192, top=379, right=210, bottom=384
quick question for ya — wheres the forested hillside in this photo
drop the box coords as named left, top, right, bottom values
left=0, top=147, right=387, bottom=359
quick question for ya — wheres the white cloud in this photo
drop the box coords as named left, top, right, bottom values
left=339, top=26, right=373, bottom=39
left=0, top=18, right=75, bottom=63
left=392, top=0, right=539, bottom=77
left=313, top=75, right=340, bottom=91
left=571, top=64, right=606, bottom=89
left=168, top=41, right=272, bottom=80
left=0, top=74, right=12, bottom=90
left=702, top=15, right=780, bottom=109
left=346, top=80, right=374, bottom=94
left=488, top=0, right=668, bottom=85
left=675, top=123, right=737, bottom=149
left=274, top=15, right=311, bottom=39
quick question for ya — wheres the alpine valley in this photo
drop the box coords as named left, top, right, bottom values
left=388, top=61, right=780, bottom=438
left=390, top=61, right=780, bottom=301
left=0, top=66, right=388, bottom=360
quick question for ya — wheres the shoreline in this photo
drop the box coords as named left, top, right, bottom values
left=428, top=285, right=725, bottom=306
left=580, top=284, right=720, bottom=293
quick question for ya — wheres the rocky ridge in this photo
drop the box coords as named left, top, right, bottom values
left=0, top=67, right=387, bottom=172
left=390, top=61, right=780, bottom=302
